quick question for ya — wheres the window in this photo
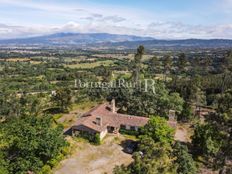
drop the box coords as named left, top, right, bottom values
left=120, top=124, right=126, bottom=129
left=130, top=126, right=136, bottom=131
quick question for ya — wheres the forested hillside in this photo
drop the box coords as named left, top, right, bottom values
left=0, top=46, right=232, bottom=173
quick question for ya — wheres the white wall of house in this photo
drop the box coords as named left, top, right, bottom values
left=126, top=125, right=130, bottom=130
left=100, top=128, right=108, bottom=140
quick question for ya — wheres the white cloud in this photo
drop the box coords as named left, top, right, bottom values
left=0, top=0, right=232, bottom=39
left=103, top=16, right=126, bottom=23
left=1, top=21, right=232, bottom=40
left=0, top=0, right=141, bottom=22
left=80, top=14, right=126, bottom=23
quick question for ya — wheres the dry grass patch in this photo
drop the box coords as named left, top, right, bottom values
left=65, top=60, right=115, bottom=69
left=7, top=58, right=31, bottom=62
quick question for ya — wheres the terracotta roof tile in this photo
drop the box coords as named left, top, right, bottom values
left=73, top=102, right=149, bottom=132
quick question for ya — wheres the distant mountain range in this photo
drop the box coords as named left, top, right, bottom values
left=99, top=39, right=232, bottom=49
left=0, top=32, right=232, bottom=49
left=0, top=33, right=153, bottom=45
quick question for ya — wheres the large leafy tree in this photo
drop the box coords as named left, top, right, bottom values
left=192, top=123, right=223, bottom=156
left=217, top=89, right=232, bottom=114
left=163, top=54, right=172, bottom=82
left=177, top=53, right=188, bottom=74
left=130, top=138, right=177, bottom=174
left=0, top=90, right=48, bottom=121
left=51, top=88, right=72, bottom=112
left=178, top=102, right=194, bottom=122
left=173, top=142, right=197, bottom=174
left=147, top=56, right=160, bottom=74
left=0, top=115, right=67, bottom=174
left=220, top=50, right=232, bottom=93
left=131, top=45, right=144, bottom=85
left=0, top=151, right=9, bottom=174
left=191, top=89, right=232, bottom=173
left=114, top=117, right=177, bottom=174
left=110, top=45, right=183, bottom=117
left=114, top=142, right=176, bottom=174
left=140, top=116, right=175, bottom=144
left=109, top=81, right=183, bottom=117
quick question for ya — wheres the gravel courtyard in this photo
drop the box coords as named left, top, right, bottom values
left=54, top=135, right=133, bottom=174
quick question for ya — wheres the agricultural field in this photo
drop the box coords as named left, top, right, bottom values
left=5, top=58, right=31, bottom=62
left=0, top=47, right=232, bottom=174
left=1, top=0, right=232, bottom=174
left=65, top=60, right=116, bottom=69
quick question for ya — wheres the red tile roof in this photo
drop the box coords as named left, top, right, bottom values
left=73, top=102, right=149, bottom=133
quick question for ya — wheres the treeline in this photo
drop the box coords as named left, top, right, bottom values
left=0, top=45, right=232, bottom=173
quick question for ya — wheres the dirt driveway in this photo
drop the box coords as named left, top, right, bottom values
left=54, top=135, right=133, bottom=174
left=174, top=123, right=193, bottom=143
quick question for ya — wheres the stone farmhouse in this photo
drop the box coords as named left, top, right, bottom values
left=72, top=100, right=176, bottom=140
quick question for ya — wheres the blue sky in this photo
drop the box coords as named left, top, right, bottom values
left=0, top=0, right=232, bottom=39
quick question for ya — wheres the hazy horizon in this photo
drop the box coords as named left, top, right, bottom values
left=1, top=0, right=232, bottom=39
left=2, top=31, right=232, bottom=41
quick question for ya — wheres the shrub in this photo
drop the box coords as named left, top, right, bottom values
left=53, top=114, right=63, bottom=121
left=78, top=131, right=101, bottom=145
left=48, top=158, right=59, bottom=168
left=61, top=146, right=71, bottom=156
left=94, top=133, right=101, bottom=145
left=48, top=153, right=64, bottom=168
left=39, top=165, right=52, bottom=174
left=119, top=128, right=138, bottom=136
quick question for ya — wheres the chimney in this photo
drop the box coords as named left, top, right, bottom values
left=111, top=99, right=116, bottom=113
left=96, top=117, right=102, bottom=126
left=168, top=110, right=175, bottom=121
